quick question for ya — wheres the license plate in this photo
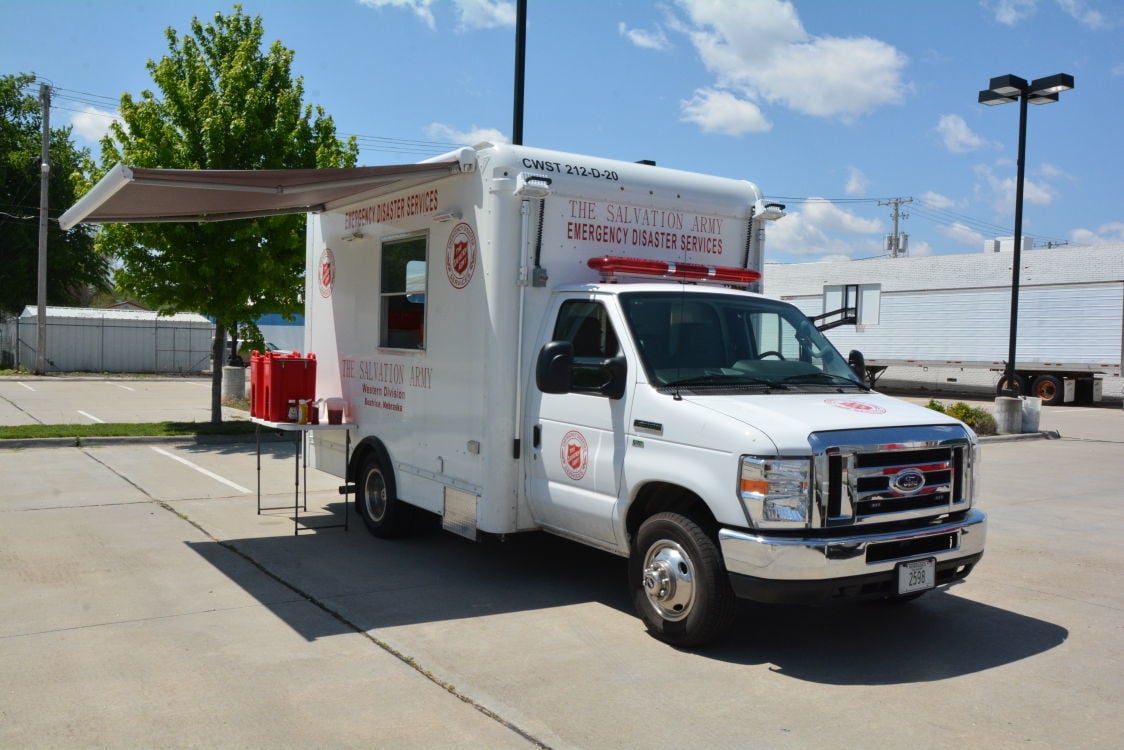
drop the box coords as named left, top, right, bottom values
left=897, top=558, right=936, bottom=595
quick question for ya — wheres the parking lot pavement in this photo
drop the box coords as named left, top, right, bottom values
left=0, top=375, right=246, bottom=425
left=2, top=383, right=1123, bottom=748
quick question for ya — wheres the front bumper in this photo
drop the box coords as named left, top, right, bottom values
left=718, top=509, right=987, bottom=604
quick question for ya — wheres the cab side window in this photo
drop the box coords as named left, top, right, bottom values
left=552, top=300, right=620, bottom=394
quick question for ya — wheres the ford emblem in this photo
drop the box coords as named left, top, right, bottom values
left=891, top=468, right=926, bottom=494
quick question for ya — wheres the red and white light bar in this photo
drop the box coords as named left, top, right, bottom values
left=587, top=255, right=761, bottom=286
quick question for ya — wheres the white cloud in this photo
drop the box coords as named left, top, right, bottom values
left=680, top=89, right=771, bottom=135
left=976, top=164, right=1056, bottom=214
left=1070, top=221, right=1124, bottom=245
left=921, top=191, right=955, bottom=209
left=845, top=167, right=869, bottom=196
left=1056, top=0, right=1108, bottom=29
left=907, top=239, right=933, bottom=257
left=673, top=0, right=909, bottom=128
left=358, top=0, right=514, bottom=30
left=69, top=105, right=118, bottom=144
left=763, top=200, right=885, bottom=260
left=1037, top=162, right=1074, bottom=181
left=802, top=199, right=882, bottom=234
left=939, top=222, right=987, bottom=247
left=990, top=0, right=1107, bottom=29
left=936, top=114, right=991, bottom=153
left=1113, top=63, right=1124, bottom=76
left=455, top=0, right=515, bottom=30
left=426, top=122, right=508, bottom=145
left=359, top=0, right=437, bottom=29
left=619, top=22, right=671, bottom=51
left=991, top=0, right=1037, bottom=26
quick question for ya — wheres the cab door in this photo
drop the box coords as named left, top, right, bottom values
left=525, top=296, right=629, bottom=546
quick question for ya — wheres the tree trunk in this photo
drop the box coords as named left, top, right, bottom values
left=210, top=320, right=226, bottom=424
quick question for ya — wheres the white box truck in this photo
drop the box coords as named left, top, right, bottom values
left=303, top=143, right=985, bottom=645
left=62, top=142, right=987, bottom=646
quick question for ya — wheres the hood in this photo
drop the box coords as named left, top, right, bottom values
left=682, top=390, right=970, bottom=453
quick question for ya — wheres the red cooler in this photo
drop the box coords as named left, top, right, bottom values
left=261, top=351, right=317, bottom=422
left=249, top=350, right=265, bottom=418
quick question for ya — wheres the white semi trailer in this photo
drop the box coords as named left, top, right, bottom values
left=767, top=247, right=1124, bottom=405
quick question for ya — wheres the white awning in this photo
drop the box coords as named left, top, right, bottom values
left=60, top=151, right=475, bottom=230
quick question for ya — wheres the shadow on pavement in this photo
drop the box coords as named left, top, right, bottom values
left=188, top=510, right=1067, bottom=686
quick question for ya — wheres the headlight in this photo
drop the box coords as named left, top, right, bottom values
left=740, top=456, right=812, bottom=528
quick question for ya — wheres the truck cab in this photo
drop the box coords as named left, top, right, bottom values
left=526, top=276, right=985, bottom=645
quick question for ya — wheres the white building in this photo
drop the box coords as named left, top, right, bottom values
left=4, top=306, right=214, bottom=373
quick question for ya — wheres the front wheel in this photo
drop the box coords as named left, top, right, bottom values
left=629, top=512, right=736, bottom=647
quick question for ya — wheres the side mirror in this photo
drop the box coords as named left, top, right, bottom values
left=599, top=354, right=627, bottom=400
left=536, top=341, right=574, bottom=394
left=847, top=349, right=867, bottom=384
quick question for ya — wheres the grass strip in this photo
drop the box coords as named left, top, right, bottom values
left=0, top=421, right=263, bottom=440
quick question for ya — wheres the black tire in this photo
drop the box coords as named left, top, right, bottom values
left=356, top=449, right=415, bottom=539
left=995, top=373, right=1027, bottom=397
left=1032, top=375, right=1065, bottom=406
left=629, top=512, right=736, bottom=647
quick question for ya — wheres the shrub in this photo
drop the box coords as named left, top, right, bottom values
left=925, top=399, right=997, bottom=436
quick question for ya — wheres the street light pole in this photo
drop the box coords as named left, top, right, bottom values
left=978, top=73, right=1074, bottom=397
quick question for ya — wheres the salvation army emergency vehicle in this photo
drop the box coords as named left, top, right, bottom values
left=62, top=141, right=986, bottom=646
left=304, top=142, right=986, bottom=646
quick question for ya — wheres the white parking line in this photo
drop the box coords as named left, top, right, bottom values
left=77, top=410, right=105, bottom=423
left=106, top=381, right=136, bottom=392
left=150, top=447, right=251, bottom=494
left=17, top=382, right=35, bottom=391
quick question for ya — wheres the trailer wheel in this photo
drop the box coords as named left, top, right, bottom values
left=357, top=451, right=414, bottom=538
left=995, top=373, right=1027, bottom=397
left=630, top=512, right=735, bottom=647
left=1032, top=375, right=1065, bottom=406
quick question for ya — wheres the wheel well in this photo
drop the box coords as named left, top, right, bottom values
left=625, top=482, right=718, bottom=548
left=348, top=437, right=388, bottom=485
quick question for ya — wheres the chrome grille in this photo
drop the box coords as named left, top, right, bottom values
left=810, top=425, right=974, bottom=528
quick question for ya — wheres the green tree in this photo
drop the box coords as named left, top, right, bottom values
left=0, top=73, right=110, bottom=317
left=94, top=6, right=357, bottom=421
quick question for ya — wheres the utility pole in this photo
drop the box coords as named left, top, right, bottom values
left=879, top=196, right=912, bottom=258
left=35, top=83, right=50, bottom=375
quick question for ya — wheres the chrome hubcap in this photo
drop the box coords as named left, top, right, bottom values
left=364, top=469, right=387, bottom=522
left=642, top=540, right=695, bottom=622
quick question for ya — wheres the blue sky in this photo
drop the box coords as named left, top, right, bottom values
left=3, top=0, right=1121, bottom=263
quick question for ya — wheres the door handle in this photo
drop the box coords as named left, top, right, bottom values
left=533, top=424, right=541, bottom=448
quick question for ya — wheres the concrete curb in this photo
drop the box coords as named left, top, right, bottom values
left=979, top=430, right=1062, bottom=444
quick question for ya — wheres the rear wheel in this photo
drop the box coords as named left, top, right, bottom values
left=356, top=450, right=414, bottom=538
left=995, top=373, right=1027, bottom=397
left=629, top=512, right=736, bottom=647
left=1032, top=375, right=1064, bottom=406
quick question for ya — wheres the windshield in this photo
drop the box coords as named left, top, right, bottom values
left=618, top=291, right=863, bottom=390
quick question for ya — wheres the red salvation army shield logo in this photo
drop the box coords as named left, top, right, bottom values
left=825, top=398, right=887, bottom=415
left=560, top=430, right=589, bottom=480
left=445, top=222, right=477, bottom=289
left=317, top=247, right=335, bottom=298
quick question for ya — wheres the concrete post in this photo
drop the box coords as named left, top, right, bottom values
left=995, top=396, right=1023, bottom=434
left=222, top=365, right=246, bottom=402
